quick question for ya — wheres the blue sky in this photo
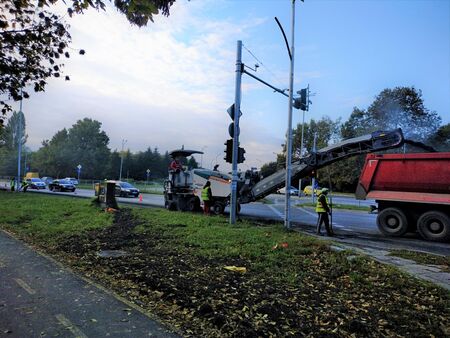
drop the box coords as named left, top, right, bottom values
left=16, top=0, right=450, bottom=170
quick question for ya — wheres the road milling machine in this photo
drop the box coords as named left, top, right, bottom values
left=164, top=129, right=405, bottom=215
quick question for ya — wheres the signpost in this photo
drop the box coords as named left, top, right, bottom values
left=146, top=169, right=151, bottom=185
left=77, top=164, right=82, bottom=181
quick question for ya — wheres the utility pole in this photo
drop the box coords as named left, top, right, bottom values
left=298, top=84, right=309, bottom=196
left=230, top=40, right=243, bottom=225
left=312, top=132, right=318, bottom=204
left=284, top=0, right=296, bottom=230
left=16, top=93, right=23, bottom=191
left=119, top=139, right=127, bottom=181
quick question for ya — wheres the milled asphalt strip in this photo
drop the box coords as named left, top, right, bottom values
left=55, top=314, right=88, bottom=338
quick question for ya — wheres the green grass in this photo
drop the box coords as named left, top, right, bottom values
left=298, top=202, right=370, bottom=212
left=0, top=192, right=112, bottom=245
left=389, top=250, right=450, bottom=271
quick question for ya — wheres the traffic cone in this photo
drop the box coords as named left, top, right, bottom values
left=139, top=194, right=143, bottom=202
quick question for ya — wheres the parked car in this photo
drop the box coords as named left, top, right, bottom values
left=41, top=177, right=54, bottom=185
left=25, top=178, right=46, bottom=190
left=48, top=179, right=76, bottom=192
left=278, top=186, right=300, bottom=195
left=64, top=177, right=79, bottom=185
left=114, top=181, right=140, bottom=198
left=303, top=185, right=321, bottom=196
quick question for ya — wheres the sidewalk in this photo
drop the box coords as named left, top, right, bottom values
left=0, top=230, right=179, bottom=337
left=329, top=242, right=450, bottom=291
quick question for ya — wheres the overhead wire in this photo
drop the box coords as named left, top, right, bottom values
left=242, top=43, right=287, bottom=91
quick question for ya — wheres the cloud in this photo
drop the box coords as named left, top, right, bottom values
left=19, top=0, right=284, bottom=169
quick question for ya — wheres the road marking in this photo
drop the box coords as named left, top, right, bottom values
left=55, top=314, right=88, bottom=338
left=297, top=206, right=316, bottom=217
left=14, top=278, right=36, bottom=295
left=267, top=205, right=283, bottom=219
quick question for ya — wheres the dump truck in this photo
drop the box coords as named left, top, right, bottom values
left=164, top=129, right=405, bottom=214
left=356, top=152, right=450, bottom=242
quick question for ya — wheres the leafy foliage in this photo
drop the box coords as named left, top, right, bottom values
left=0, top=0, right=176, bottom=114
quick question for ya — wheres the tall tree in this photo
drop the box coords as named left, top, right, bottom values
left=427, top=123, right=450, bottom=151
left=0, top=0, right=176, bottom=114
left=343, top=87, right=441, bottom=141
left=0, top=111, right=27, bottom=175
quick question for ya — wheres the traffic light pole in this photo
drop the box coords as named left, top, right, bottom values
left=230, top=40, right=243, bottom=225
left=284, top=0, right=296, bottom=230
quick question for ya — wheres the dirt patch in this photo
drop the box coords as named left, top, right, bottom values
left=52, top=209, right=449, bottom=337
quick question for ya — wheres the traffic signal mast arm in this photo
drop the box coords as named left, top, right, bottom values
left=239, top=129, right=405, bottom=203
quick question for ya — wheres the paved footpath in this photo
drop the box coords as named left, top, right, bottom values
left=0, top=231, right=179, bottom=338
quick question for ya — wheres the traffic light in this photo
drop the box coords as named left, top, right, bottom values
left=294, top=87, right=309, bottom=111
left=310, top=169, right=316, bottom=178
left=224, top=139, right=233, bottom=163
left=237, top=147, right=246, bottom=163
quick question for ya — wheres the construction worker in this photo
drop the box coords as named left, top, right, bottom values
left=20, top=179, right=29, bottom=192
left=201, top=181, right=212, bottom=216
left=10, top=178, right=15, bottom=192
left=169, top=157, right=183, bottom=172
left=316, top=188, right=333, bottom=236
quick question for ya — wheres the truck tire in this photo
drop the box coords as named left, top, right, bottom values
left=187, top=197, right=201, bottom=212
left=211, top=201, right=225, bottom=215
left=165, top=200, right=177, bottom=211
left=377, top=207, right=408, bottom=237
left=417, top=211, right=450, bottom=242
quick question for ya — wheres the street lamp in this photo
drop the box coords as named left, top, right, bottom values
left=119, top=139, right=127, bottom=181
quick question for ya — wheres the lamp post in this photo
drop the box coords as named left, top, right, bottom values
left=146, top=169, right=151, bottom=185
left=119, top=139, right=127, bottom=181
left=284, top=0, right=296, bottom=230
left=77, top=164, right=82, bottom=182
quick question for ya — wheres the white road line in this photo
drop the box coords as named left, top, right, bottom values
left=14, top=278, right=36, bottom=295
left=55, top=314, right=88, bottom=338
left=297, top=207, right=316, bottom=217
left=267, top=205, right=284, bottom=219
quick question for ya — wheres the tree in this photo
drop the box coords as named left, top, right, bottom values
left=330, top=87, right=442, bottom=192
left=32, top=118, right=110, bottom=178
left=343, top=87, right=441, bottom=142
left=0, top=0, right=176, bottom=114
left=428, top=123, right=450, bottom=151
left=291, top=116, right=340, bottom=159
left=0, top=111, right=27, bottom=175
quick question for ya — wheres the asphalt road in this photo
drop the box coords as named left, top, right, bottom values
left=23, top=187, right=450, bottom=257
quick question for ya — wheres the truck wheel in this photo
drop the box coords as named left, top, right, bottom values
left=187, top=197, right=201, bottom=212
left=377, top=207, right=408, bottom=237
left=165, top=200, right=177, bottom=211
left=417, top=211, right=450, bottom=242
left=211, top=201, right=225, bottom=215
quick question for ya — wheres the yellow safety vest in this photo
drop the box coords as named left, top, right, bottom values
left=201, top=187, right=211, bottom=201
left=315, top=194, right=329, bottom=213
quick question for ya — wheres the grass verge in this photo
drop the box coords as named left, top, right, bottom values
left=0, top=191, right=449, bottom=337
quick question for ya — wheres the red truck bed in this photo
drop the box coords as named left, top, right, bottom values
left=356, top=152, right=450, bottom=204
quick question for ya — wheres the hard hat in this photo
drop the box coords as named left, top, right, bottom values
left=321, top=188, right=329, bottom=193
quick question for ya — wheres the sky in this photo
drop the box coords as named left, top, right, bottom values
left=10, top=0, right=450, bottom=171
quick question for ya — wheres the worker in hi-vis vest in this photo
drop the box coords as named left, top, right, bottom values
left=316, top=188, right=333, bottom=236
left=201, top=181, right=212, bottom=216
